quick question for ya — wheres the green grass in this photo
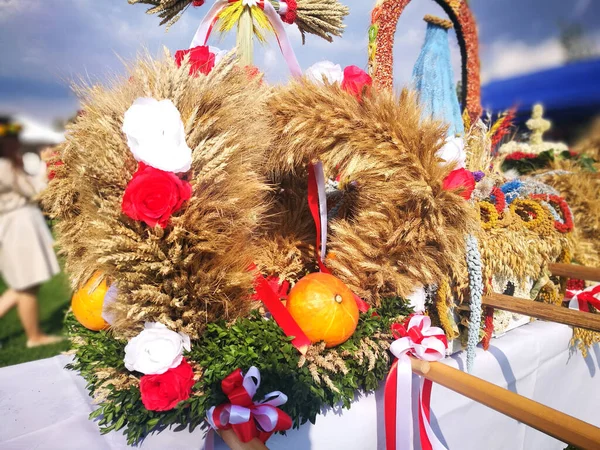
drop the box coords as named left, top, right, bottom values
left=0, top=272, right=72, bottom=367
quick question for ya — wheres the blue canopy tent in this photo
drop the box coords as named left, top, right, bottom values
left=481, top=58, right=600, bottom=141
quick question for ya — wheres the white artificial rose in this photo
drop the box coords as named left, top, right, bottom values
left=406, top=286, right=427, bottom=313
left=305, top=61, right=344, bottom=85
left=209, top=46, right=228, bottom=66
left=122, top=98, right=192, bottom=173
left=124, top=322, right=191, bottom=375
left=437, top=136, right=466, bottom=169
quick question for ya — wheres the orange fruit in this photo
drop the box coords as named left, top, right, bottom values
left=286, top=273, right=359, bottom=348
left=72, top=272, right=110, bottom=331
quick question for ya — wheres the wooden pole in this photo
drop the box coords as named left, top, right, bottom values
left=410, top=358, right=600, bottom=449
left=481, top=293, right=600, bottom=333
left=219, top=429, right=269, bottom=450
left=549, top=263, right=600, bottom=282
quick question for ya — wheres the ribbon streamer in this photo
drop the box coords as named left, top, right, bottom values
left=384, top=315, right=448, bottom=450
left=189, top=0, right=302, bottom=77
left=251, top=265, right=311, bottom=354
left=565, top=284, right=600, bottom=313
left=307, top=162, right=328, bottom=272
left=307, top=162, right=371, bottom=313
left=207, top=366, right=293, bottom=443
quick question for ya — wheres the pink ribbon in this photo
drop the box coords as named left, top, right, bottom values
left=565, top=284, right=600, bottom=313
left=385, top=315, right=448, bottom=450
left=189, top=0, right=302, bottom=77
left=206, top=366, right=292, bottom=443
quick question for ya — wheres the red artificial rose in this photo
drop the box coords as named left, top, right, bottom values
left=47, top=159, right=64, bottom=180
left=41, top=150, right=63, bottom=180
left=442, top=168, right=475, bottom=200
left=174, top=46, right=215, bottom=76
left=140, top=359, right=195, bottom=412
left=192, top=0, right=205, bottom=6
left=122, top=163, right=192, bottom=228
left=341, top=66, right=373, bottom=99
left=281, top=0, right=297, bottom=24
left=244, top=65, right=262, bottom=82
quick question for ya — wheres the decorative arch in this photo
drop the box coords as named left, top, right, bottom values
left=368, top=0, right=482, bottom=123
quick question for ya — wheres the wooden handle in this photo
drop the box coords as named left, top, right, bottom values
left=219, top=429, right=269, bottom=450
left=482, top=293, right=600, bottom=333
left=410, top=358, right=600, bottom=449
left=549, top=263, right=600, bottom=282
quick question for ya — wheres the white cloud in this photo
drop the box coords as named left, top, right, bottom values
left=573, top=0, right=591, bottom=18
left=0, top=0, right=39, bottom=21
left=481, top=37, right=566, bottom=82
left=263, top=49, right=277, bottom=70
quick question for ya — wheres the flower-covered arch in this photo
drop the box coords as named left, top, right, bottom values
left=368, top=0, right=482, bottom=122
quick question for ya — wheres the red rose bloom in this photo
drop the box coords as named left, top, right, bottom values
left=244, top=65, right=262, bottom=82
left=281, top=0, right=297, bottom=24
left=140, top=359, right=195, bottom=412
left=174, top=46, right=215, bottom=76
left=442, top=168, right=475, bottom=200
left=341, top=66, right=373, bottom=99
left=122, top=163, right=192, bottom=228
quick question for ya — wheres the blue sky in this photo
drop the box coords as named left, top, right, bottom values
left=0, top=0, right=598, bottom=124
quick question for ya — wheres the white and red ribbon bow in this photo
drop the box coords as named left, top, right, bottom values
left=189, top=0, right=302, bottom=77
left=565, top=284, right=600, bottom=313
left=385, top=315, right=448, bottom=450
left=206, top=366, right=292, bottom=443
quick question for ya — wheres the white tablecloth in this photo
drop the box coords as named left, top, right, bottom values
left=0, top=321, right=598, bottom=450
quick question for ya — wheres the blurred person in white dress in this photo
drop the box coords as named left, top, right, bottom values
left=0, top=117, right=62, bottom=347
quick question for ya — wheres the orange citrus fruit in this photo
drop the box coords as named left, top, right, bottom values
left=72, top=272, right=110, bottom=331
left=286, top=272, right=359, bottom=348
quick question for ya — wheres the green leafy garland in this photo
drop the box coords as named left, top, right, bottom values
left=66, top=297, right=412, bottom=445
left=501, top=149, right=597, bottom=175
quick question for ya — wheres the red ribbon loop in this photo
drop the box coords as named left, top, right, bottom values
left=207, top=367, right=292, bottom=443
left=385, top=315, right=448, bottom=450
left=566, top=284, right=600, bottom=312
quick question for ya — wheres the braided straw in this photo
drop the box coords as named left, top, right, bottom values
left=423, top=14, right=453, bottom=29
left=435, top=279, right=459, bottom=340
left=465, top=233, right=483, bottom=373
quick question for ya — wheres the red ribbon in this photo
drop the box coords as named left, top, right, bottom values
left=565, top=285, right=600, bottom=312
left=384, top=315, right=448, bottom=450
left=207, top=367, right=293, bottom=443
left=251, top=266, right=311, bottom=355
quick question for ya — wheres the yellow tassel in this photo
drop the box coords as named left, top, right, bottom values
left=219, top=3, right=273, bottom=44
left=436, top=280, right=459, bottom=340
left=462, top=108, right=471, bottom=132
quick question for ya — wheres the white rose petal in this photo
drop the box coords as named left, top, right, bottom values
left=122, top=98, right=192, bottom=173
left=305, top=61, right=344, bottom=85
left=407, top=286, right=427, bottom=313
left=437, top=136, right=466, bottom=169
left=209, top=46, right=229, bottom=66
left=124, top=322, right=191, bottom=375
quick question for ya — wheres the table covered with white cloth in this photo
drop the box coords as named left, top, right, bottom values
left=1, top=320, right=598, bottom=450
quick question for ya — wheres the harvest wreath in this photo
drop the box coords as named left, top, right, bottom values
left=43, top=53, right=438, bottom=446
left=42, top=0, right=599, bottom=447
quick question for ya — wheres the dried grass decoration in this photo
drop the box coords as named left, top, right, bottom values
left=128, top=0, right=349, bottom=43
left=41, top=51, right=271, bottom=339
left=258, top=81, right=477, bottom=305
